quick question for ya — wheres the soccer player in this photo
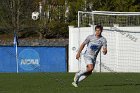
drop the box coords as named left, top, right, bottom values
left=72, top=25, right=107, bottom=87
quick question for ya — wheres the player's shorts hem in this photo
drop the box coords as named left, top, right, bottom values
left=83, top=55, right=96, bottom=65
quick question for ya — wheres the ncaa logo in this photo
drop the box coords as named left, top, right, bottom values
left=19, top=49, right=40, bottom=71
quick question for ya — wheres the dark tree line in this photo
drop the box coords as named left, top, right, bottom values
left=0, top=0, right=139, bottom=39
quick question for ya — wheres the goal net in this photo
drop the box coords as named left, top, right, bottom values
left=69, top=11, right=140, bottom=72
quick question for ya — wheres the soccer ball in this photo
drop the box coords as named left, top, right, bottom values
left=32, top=12, right=39, bottom=20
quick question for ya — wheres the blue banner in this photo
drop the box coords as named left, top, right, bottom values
left=0, top=46, right=67, bottom=72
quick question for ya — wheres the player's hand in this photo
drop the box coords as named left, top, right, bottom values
left=76, top=53, right=80, bottom=60
left=102, top=48, right=107, bottom=55
left=102, top=51, right=107, bottom=55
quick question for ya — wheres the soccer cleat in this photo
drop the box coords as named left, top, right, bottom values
left=72, top=82, right=78, bottom=87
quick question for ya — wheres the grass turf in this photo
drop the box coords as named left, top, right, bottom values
left=0, top=73, right=140, bottom=93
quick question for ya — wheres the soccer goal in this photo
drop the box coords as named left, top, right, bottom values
left=69, top=11, right=140, bottom=72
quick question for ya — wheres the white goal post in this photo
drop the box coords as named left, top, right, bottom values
left=69, top=11, right=140, bottom=72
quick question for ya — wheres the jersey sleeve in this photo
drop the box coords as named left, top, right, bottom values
left=102, top=38, right=107, bottom=48
left=83, top=35, right=91, bottom=44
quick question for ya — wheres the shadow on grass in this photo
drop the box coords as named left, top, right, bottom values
left=103, top=83, right=140, bottom=87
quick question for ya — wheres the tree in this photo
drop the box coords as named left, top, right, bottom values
left=0, top=0, right=139, bottom=40
left=0, top=0, right=36, bottom=33
left=112, top=0, right=139, bottom=12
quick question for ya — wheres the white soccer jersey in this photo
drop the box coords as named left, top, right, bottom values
left=83, top=34, right=107, bottom=59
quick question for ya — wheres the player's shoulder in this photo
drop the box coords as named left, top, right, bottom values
left=101, top=36, right=106, bottom=39
left=86, top=34, right=95, bottom=38
left=100, top=36, right=107, bottom=41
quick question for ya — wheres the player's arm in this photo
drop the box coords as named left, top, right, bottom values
left=102, top=38, right=107, bottom=55
left=76, top=43, right=86, bottom=60
left=76, top=35, right=90, bottom=60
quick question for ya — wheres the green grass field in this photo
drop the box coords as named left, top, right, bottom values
left=0, top=73, right=140, bottom=93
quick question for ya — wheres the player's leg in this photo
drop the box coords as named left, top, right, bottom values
left=72, top=56, right=95, bottom=87
left=78, top=64, right=95, bottom=82
left=72, top=70, right=90, bottom=87
left=72, top=64, right=94, bottom=87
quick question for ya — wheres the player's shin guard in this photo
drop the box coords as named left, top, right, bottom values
left=78, top=70, right=88, bottom=76
left=78, top=74, right=88, bottom=82
left=74, top=70, right=88, bottom=84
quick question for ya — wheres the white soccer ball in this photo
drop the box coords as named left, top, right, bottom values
left=32, top=12, right=40, bottom=20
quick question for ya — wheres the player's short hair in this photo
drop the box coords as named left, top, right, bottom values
left=95, top=25, right=103, bottom=31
